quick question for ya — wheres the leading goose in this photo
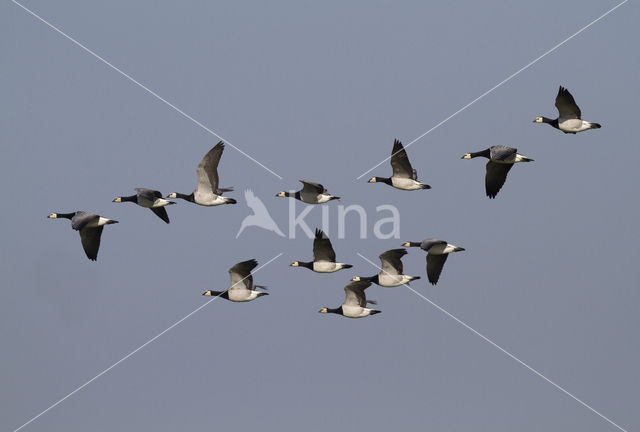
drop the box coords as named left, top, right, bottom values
left=534, top=86, right=601, bottom=134
left=319, top=280, right=380, bottom=318
left=461, top=146, right=533, bottom=198
left=202, top=259, right=268, bottom=302
left=352, top=248, right=420, bottom=287
left=403, top=238, right=464, bottom=285
left=276, top=180, right=339, bottom=204
left=47, top=211, right=118, bottom=261
left=291, top=228, right=353, bottom=273
left=368, top=139, right=431, bottom=190
left=167, top=141, right=236, bottom=206
left=113, top=188, right=175, bottom=223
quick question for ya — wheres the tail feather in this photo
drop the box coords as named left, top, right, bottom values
left=341, top=264, right=353, bottom=269
left=225, top=197, right=237, bottom=204
left=590, top=122, right=602, bottom=129
left=369, top=310, right=381, bottom=315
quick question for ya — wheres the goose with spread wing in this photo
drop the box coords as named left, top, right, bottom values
left=368, top=139, right=431, bottom=190
left=113, top=188, right=175, bottom=223
left=276, top=180, right=339, bottom=204
left=202, top=259, right=268, bottom=302
left=47, top=211, right=118, bottom=261
left=534, top=86, right=601, bottom=134
left=403, top=238, right=465, bottom=285
left=291, top=228, right=352, bottom=273
left=352, top=248, right=420, bottom=287
left=319, top=280, right=380, bottom=318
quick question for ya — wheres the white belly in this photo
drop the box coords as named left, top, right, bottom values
left=313, top=261, right=338, bottom=273
left=342, top=305, right=367, bottom=318
left=378, top=273, right=407, bottom=287
left=194, top=192, right=226, bottom=206
left=228, top=289, right=257, bottom=302
left=391, top=177, right=423, bottom=190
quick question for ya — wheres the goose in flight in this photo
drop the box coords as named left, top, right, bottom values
left=319, top=280, right=380, bottom=318
left=352, top=248, right=420, bottom=287
left=461, top=145, right=533, bottom=198
left=113, top=188, right=175, bottom=223
left=47, top=211, right=118, bottom=261
left=236, top=189, right=284, bottom=238
left=403, top=238, right=464, bottom=285
left=534, top=86, right=601, bottom=134
left=167, top=141, right=236, bottom=206
left=291, top=228, right=352, bottom=273
left=368, top=139, right=431, bottom=190
left=276, top=180, right=339, bottom=204
left=202, top=259, right=268, bottom=302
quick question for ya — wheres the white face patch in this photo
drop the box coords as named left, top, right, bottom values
left=290, top=261, right=299, bottom=267
left=368, top=177, right=376, bottom=183
left=462, top=154, right=472, bottom=159
left=48, top=213, right=58, bottom=218
left=351, top=276, right=360, bottom=281
left=534, top=117, right=543, bottom=123
left=168, top=193, right=177, bottom=198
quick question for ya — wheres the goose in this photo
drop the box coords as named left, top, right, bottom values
left=202, top=259, right=268, bottom=302
left=276, top=180, right=339, bottom=204
left=47, top=211, right=118, bottom=261
left=113, top=188, right=175, bottom=223
left=319, top=280, right=380, bottom=318
left=534, top=86, right=601, bottom=134
left=461, top=145, right=533, bottom=198
left=291, top=228, right=353, bottom=273
left=368, top=139, right=431, bottom=190
left=352, top=248, right=420, bottom=287
left=167, top=141, right=236, bottom=206
left=236, top=189, right=285, bottom=238
left=403, top=238, right=464, bottom=285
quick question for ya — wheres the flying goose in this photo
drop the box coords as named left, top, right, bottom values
left=291, top=228, right=353, bottom=273
left=534, top=86, right=601, bottom=134
left=461, top=145, right=533, bottom=198
left=47, top=211, right=118, bottom=261
left=167, top=141, right=236, bottom=206
left=403, top=238, right=464, bottom=285
left=368, top=139, right=431, bottom=190
left=113, top=188, right=175, bottom=223
left=202, top=259, right=268, bottom=302
left=352, top=248, right=420, bottom=287
left=319, top=280, right=380, bottom=318
left=276, top=180, right=339, bottom=204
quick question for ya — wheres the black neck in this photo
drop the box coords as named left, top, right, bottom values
left=375, top=177, right=393, bottom=185
left=175, top=192, right=195, bottom=203
left=299, top=261, right=314, bottom=270
left=292, top=191, right=301, bottom=200
left=406, top=242, right=421, bottom=247
left=327, top=306, right=343, bottom=315
left=121, top=195, right=137, bottom=203
left=361, top=275, right=379, bottom=284
left=543, top=117, right=559, bottom=129
left=56, top=212, right=75, bottom=220
left=468, top=149, right=491, bottom=159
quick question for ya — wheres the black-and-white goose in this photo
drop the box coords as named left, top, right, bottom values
left=461, top=145, right=533, bottom=198
left=368, top=139, right=431, bottom=190
left=319, top=280, right=380, bottom=318
left=352, top=248, right=420, bottom=287
left=202, top=259, right=268, bottom=302
left=113, top=188, right=175, bottom=223
left=403, top=238, right=464, bottom=285
left=276, top=180, right=339, bottom=204
left=291, top=228, right=353, bottom=273
left=47, top=211, right=118, bottom=261
left=167, top=141, right=236, bottom=206
left=534, top=86, right=601, bottom=134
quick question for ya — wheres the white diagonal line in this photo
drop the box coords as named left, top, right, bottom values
left=356, top=0, right=629, bottom=180
left=12, top=253, right=282, bottom=432
left=11, top=0, right=283, bottom=180
left=357, top=252, right=629, bottom=432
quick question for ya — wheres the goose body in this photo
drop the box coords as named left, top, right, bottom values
left=368, top=139, right=431, bottom=190
left=113, top=188, right=175, bottom=223
left=461, top=145, right=533, bottom=198
left=291, top=228, right=352, bottom=273
left=534, top=86, right=601, bottom=134
left=168, top=141, right=236, bottom=206
left=47, top=211, right=118, bottom=261
left=352, top=248, right=420, bottom=287
left=202, top=259, right=268, bottom=302
left=319, top=280, right=380, bottom=318
left=403, top=238, right=465, bottom=285
left=277, top=180, right=339, bottom=204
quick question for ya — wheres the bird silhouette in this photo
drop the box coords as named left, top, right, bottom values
left=236, top=189, right=285, bottom=238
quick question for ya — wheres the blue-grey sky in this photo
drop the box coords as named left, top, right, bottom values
left=2, top=1, right=639, bottom=431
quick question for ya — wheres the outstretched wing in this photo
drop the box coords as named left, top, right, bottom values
left=300, top=180, right=326, bottom=194
left=555, top=86, right=581, bottom=120
left=344, top=280, right=371, bottom=307
left=313, top=228, right=336, bottom=262
left=489, top=146, right=517, bottom=162
left=135, top=188, right=162, bottom=199
left=390, top=139, right=414, bottom=179
left=485, top=161, right=513, bottom=199
left=79, top=226, right=103, bottom=261
left=379, top=248, right=406, bottom=276
left=228, top=259, right=258, bottom=291
left=426, top=253, right=448, bottom=285
left=150, top=207, right=170, bottom=223
left=196, top=142, right=224, bottom=195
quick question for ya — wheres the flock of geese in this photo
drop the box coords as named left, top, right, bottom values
left=48, top=86, right=601, bottom=318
